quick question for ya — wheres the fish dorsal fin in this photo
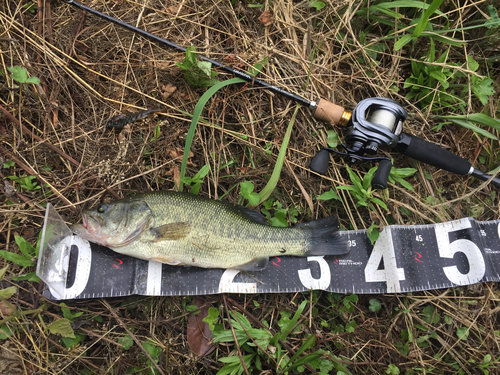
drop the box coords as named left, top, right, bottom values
left=150, top=222, right=191, bottom=242
left=234, top=205, right=269, bottom=226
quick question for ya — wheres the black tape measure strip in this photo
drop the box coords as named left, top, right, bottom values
left=43, top=217, right=500, bottom=300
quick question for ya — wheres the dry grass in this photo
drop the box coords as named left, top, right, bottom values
left=0, top=0, right=499, bottom=374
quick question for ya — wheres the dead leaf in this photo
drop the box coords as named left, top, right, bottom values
left=187, top=296, right=215, bottom=357
left=0, top=300, right=14, bottom=316
left=173, top=165, right=180, bottom=188
left=160, top=83, right=177, bottom=100
left=0, top=343, right=23, bottom=375
left=258, top=10, right=273, bottom=27
left=167, top=147, right=195, bottom=166
left=166, top=4, right=191, bottom=16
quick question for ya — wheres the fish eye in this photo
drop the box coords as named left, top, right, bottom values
left=97, top=204, right=108, bottom=213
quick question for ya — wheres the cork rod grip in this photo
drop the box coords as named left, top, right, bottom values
left=313, top=99, right=348, bottom=125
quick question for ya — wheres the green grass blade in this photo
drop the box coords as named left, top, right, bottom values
left=280, top=300, right=307, bottom=341
left=439, top=114, right=500, bottom=131
left=413, top=0, right=445, bottom=37
left=444, top=119, right=498, bottom=140
left=257, top=105, right=300, bottom=204
left=179, top=77, right=245, bottom=192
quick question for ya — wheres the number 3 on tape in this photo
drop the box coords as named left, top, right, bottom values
left=365, top=227, right=405, bottom=293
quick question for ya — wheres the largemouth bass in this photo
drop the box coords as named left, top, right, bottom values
left=71, top=191, right=349, bottom=270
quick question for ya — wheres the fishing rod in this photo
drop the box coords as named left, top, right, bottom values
left=62, top=0, right=500, bottom=190
left=61, top=0, right=349, bottom=126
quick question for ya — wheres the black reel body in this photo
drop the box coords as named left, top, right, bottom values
left=310, top=98, right=500, bottom=189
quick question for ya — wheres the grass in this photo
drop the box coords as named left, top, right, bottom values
left=0, top=0, right=499, bottom=374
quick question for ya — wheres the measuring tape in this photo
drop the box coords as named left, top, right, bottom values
left=37, top=204, right=500, bottom=300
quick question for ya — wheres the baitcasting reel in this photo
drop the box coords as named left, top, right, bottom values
left=310, top=97, right=500, bottom=189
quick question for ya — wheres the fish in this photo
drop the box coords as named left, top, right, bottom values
left=71, top=191, right=349, bottom=271
left=106, top=107, right=163, bottom=131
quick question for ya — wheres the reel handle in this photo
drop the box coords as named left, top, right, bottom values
left=309, top=149, right=330, bottom=175
left=372, top=159, right=392, bottom=189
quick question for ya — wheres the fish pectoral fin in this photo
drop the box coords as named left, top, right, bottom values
left=150, top=222, right=191, bottom=242
left=231, top=257, right=269, bottom=271
left=150, top=256, right=182, bottom=266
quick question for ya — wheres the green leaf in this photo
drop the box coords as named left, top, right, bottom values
left=143, top=341, right=161, bottom=360
left=240, top=181, right=260, bottom=206
left=345, top=165, right=363, bottom=193
left=466, top=56, right=479, bottom=72
left=0, top=250, right=35, bottom=267
left=15, top=236, right=36, bottom=258
left=371, top=197, right=388, bottom=210
left=0, top=325, right=14, bottom=340
left=316, top=188, right=340, bottom=201
left=8, top=66, right=28, bottom=83
left=367, top=223, right=380, bottom=245
left=229, top=311, right=252, bottom=331
left=3, top=160, right=15, bottom=168
left=421, top=305, right=440, bottom=324
left=472, top=77, right=495, bottom=105
left=413, top=0, right=445, bottom=37
left=12, top=272, right=40, bottom=282
left=281, top=300, right=307, bottom=340
left=0, top=266, right=7, bottom=281
left=309, top=1, right=326, bottom=11
left=118, top=334, right=134, bottom=350
left=247, top=57, right=269, bottom=77
left=202, top=307, right=219, bottom=331
left=369, top=298, right=382, bottom=312
left=390, top=168, right=417, bottom=178
left=257, top=105, right=300, bottom=204
left=327, top=129, right=339, bottom=148
left=446, top=118, right=498, bottom=140
left=394, top=34, right=413, bottom=51
left=439, top=113, right=500, bottom=131
left=386, top=363, right=400, bottom=374
left=25, top=76, right=40, bottom=85
left=179, top=77, right=245, bottom=192
left=0, top=286, right=17, bottom=299
left=457, top=326, right=469, bottom=340
left=484, top=5, right=500, bottom=28
left=49, top=318, right=75, bottom=338
left=345, top=320, right=357, bottom=333
left=393, top=176, right=415, bottom=191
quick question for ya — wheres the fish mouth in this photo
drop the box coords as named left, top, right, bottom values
left=71, top=214, right=109, bottom=246
left=82, top=213, right=88, bottom=229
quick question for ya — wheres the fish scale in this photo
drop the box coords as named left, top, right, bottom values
left=71, top=191, right=349, bottom=270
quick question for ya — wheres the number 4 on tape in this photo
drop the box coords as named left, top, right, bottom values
left=365, top=227, right=405, bottom=293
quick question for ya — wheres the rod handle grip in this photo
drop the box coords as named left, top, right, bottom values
left=397, top=133, right=472, bottom=175
left=313, top=99, right=350, bottom=126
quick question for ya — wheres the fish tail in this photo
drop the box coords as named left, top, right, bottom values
left=295, top=216, right=349, bottom=256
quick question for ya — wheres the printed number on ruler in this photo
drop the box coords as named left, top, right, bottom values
left=365, top=228, right=405, bottom=293
left=434, top=219, right=485, bottom=285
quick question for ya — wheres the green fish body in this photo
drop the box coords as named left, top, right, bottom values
left=71, top=191, right=348, bottom=270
